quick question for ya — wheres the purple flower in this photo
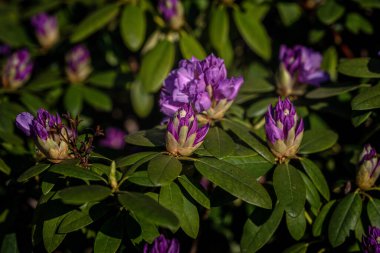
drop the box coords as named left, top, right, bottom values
left=362, top=226, right=380, bottom=253
left=0, top=44, right=11, bottom=56
left=158, top=0, right=178, bottom=21
left=356, top=144, right=380, bottom=190
left=99, top=127, right=126, bottom=150
left=15, top=109, right=73, bottom=163
left=31, top=13, right=59, bottom=49
left=277, top=45, right=329, bottom=96
left=1, top=49, right=33, bottom=89
left=144, top=235, right=180, bottom=253
left=166, top=104, right=209, bottom=156
left=65, top=44, right=92, bottom=83
left=213, top=77, right=244, bottom=101
left=265, top=97, right=304, bottom=161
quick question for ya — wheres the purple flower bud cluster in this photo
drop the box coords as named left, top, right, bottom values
left=144, top=234, right=180, bottom=253
left=65, top=44, right=92, bottom=83
left=160, top=54, right=243, bottom=120
left=2, top=49, right=33, bottom=89
left=99, top=127, right=126, bottom=150
left=265, top=97, right=304, bottom=161
left=31, top=13, right=59, bottom=49
left=362, top=226, right=380, bottom=253
left=356, top=144, right=380, bottom=190
left=158, top=0, right=178, bottom=21
left=16, top=109, right=73, bottom=163
left=166, top=104, right=209, bottom=156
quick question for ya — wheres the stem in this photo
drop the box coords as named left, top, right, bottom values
left=304, top=210, right=313, bottom=225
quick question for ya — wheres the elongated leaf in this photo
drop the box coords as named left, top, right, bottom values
left=43, top=213, right=68, bottom=253
left=87, top=71, right=116, bottom=88
left=352, top=84, right=380, bottom=110
left=233, top=8, right=271, bottom=61
left=140, top=40, right=175, bottom=92
left=71, top=4, right=119, bottom=42
left=127, top=171, right=156, bottom=187
left=118, top=192, right=179, bottom=230
left=194, top=158, right=271, bottom=209
left=277, top=3, right=301, bottom=26
left=0, top=234, right=19, bottom=253
left=130, top=81, right=154, bottom=118
left=20, top=93, right=45, bottom=112
left=241, top=204, right=284, bottom=253
left=116, top=152, right=158, bottom=167
left=147, top=155, right=182, bottom=186
left=49, top=163, right=106, bottom=183
left=0, top=158, right=11, bottom=175
left=328, top=193, right=362, bottom=247
left=246, top=97, right=277, bottom=118
left=282, top=243, right=309, bottom=253
left=209, top=6, right=229, bottom=51
left=203, top=127, right=235, bottom=158
left=64, top=85, right=83, bottom=115
left=59, top=185, right=112, bottom=205
left=352, top=110, right=372, bottom=127
left=286, top=211, right=306, bottom=241
left=306, top=85, right=362, bottom=99
left=300, top=158, right=330, bottom=200
left=81, top=86, right=112, bottom=112
left=299, top=172, right=321, bottom=209
left=179, top=32, right=206, bottom=59
left=312, top=200, right=336, bottom=237
left=125, top=128, right=165, bottom=147
left=317, top=0, right=345, bottom=25
left=120, top=5, right=146, bottom=51
left=222, top=119, right=275, bottom=163
left=367, top=198, right=380, bottom=227
left=273, top=164, right=305, bottom=217
left=299, top=129, right=338, bottom=154
left=18, top=163, right=50, bottom=182
left=160, top=183, right=199, bottom=238
left=178, top=175, right=210, bottom=209
left=94, top=215, right=123, bottom=253
left=338, top=58, right=380, bottom=78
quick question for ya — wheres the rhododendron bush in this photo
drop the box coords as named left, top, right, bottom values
left=1, top=0, right=380, bottom=252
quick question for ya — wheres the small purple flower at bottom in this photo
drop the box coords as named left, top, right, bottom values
left=166, top=104, right=209, bottom=156
left=362, top=226, right=380, bottom=253
left=144, top=235, right=180, bottom=253
left=265, top=97, right=304, bottom=161
left=99, top=127, right=126, bottom=150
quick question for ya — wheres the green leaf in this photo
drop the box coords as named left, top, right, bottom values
left=127, top=171, right=156, bottom=187
left=241, top=203, right=284, bottom=253
left=58, top=203, right=108, bottom=233
left=312, top=200, right=336, bottom=237
left=273, top=164, right=306, bottom=217
left=300, top=158, right=330, bottom=201
left=321, top=46, right=338, bottom=81
left=130, top=81, right=154, bottom=118
left=179, top=32, right=206, bottom=59
left=25, top=70, right=64, bottom=91
left=286, top=210, right=306, bottom=241
left=338, top=58, right=380, bottom=78
left=147, top=155, right=182, bottom=186
left=17, top=163, right=50, bottom=182
left=20, top=93, right=45, bottom=112
left=282, top=243, right=309, bottom=253
left=87, top=71, right=116, bottom=88
left=0, top=233, right=19, bottom=253
left=0, top=158, right=11, bottom=175
left=317, top=0, right=345, bottom=25
left=203, top=127, right=235, bottom=158
left=346, top=13, right=373, bottom=35
left=125, top=128, right=165, bottom=147
left=233, top=8, right=271, bottom=61
left=140, top=40, right=175, bottom=92
left=81, top=86, right=112, bottom=112
left=120, top=5, right=146, bottom=51
left=209, top=6, right=229, bottom=51
left=328, top=193, right=362, bottom=247
left=306, top=84, right=362, bottom=99
left=222, top=119, right=275, bottom=163
left=64, top=85, right=83, bottom=115
left=367, top=198, right=380, bottom=227
left=299, top=129, right=338, bottom=154
left=352, top=84, right=380, bottom=110
left=277, top=3, right=302, bottom=26
left=246, top=97, right=277, bottom=118
left=352, top=111, right=372, bottom=127
left=194, top=157, right=271, bottom=209
left=49, top=163, right=107, bottom=183
left=178, top=175, right=210, bottom=209
left=70, top=4, right=120, bottom=42
left=43, top=213, right=68, bottom=253
left=160, top=183, right=199, bottom=238
left=299, top=172, right=321, bottom=209
left=116, top=152, right=159, bottom=167
left=118, top=192, right=179, bottom=230
left=59, top=185, right=112, bottom=205
left=93, top=215, right=123, bottom=253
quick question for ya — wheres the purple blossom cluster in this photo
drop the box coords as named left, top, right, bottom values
left=356, top=144, right=380, bottom=190
left=160, top=54, right=243, bottom=120
left=1, top=49, right=33, bottom=89
left=265, top=97, right=304, bottom=161
left=31, top=12, right=59, bottom=49
left=158, top=0, right=178, bottom=21
left=144, top=235, right=179, bottom=253
left=362, top=226, right=380, bottom=253
left=65, top=44, right=92, bottom=83
left=99, top=127, right=126, bottom=150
